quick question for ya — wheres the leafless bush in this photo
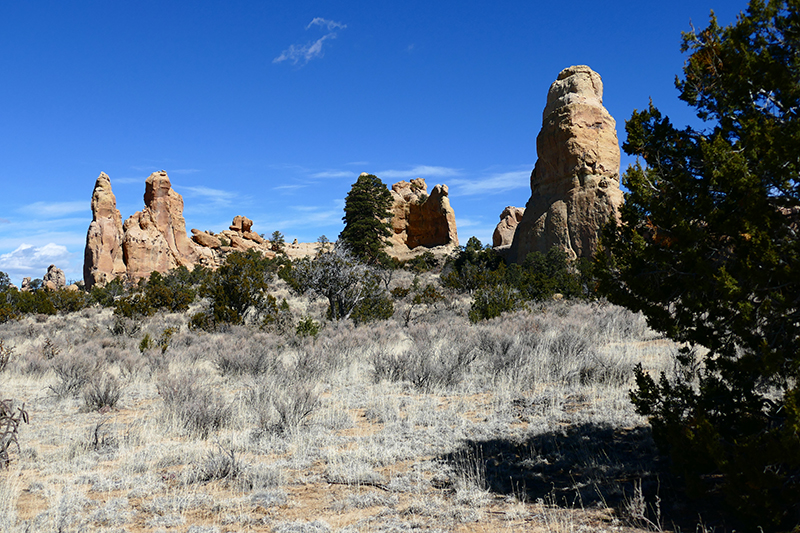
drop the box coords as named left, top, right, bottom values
left=214, top=335, right=282, bottom=376
left=371, top=335, right=479, bottom=392
left=184, top=444, right=244, bottom=485
left=0, top=399, right=28, bottom=468
left=157, top=372, right=232, bottom=438
left=40, top=337, right=60, bottom=359
left=82, top=373, right=124, bottom=411
left=49, top=352, right=102, bottom=398
left=0, top=339, right=13, bottom=373
left=250, top=377, right=320, bottom=434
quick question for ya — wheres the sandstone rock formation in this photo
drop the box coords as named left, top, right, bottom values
left=509, top=65, right=623, bottom=262
left=43, top=265, right=66, bottom=291
left=83, top=172, right=127, bottom=290
left=387, top=178, right=459, bottom=258
left=122, top=171, right=201, bottom=281
left=493, top=206, right=525, bottom=248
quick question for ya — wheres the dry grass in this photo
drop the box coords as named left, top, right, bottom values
left=0, top=298, right=697, bottom=532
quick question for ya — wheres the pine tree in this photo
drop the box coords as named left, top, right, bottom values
left=597, top=1, right=800, bottom=528
left=339, top=173, right=393, bottom=264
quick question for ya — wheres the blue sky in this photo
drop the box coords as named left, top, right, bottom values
left=0, top=0, right=742, bottom=285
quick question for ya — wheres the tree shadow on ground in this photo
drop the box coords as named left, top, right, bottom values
left=439, top=422, right=736, bottom=531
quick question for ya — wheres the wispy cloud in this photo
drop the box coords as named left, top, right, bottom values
left=181, top=186, right=238, bottom=208
left=377, top=166, right=461, bottom=179
left=274, top=17, right=347, bottom=66
left=171, top=168, right=201, bottom=175
left=311, top=170, right=355, bottom=179
left=0, top=218, right=9, bottom=224
left=111, top=177, right=144, bottom=185
left=450, top=169, right=531, bottom=196
left=273, top=184, right=307, bottom=192
left=17, top=201, right=87, bottom=218
left=306, top=17, right=346, bottom=31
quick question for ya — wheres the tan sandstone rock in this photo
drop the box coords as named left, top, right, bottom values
left=509, top=65, right=623, bottom=262
left=191, top=229, right=222, bottom=249
left=387, top=178, right=459, bottom=254
left=493, top=206, right=525, bottom=248
left=229, top=215, right=253, bottom=233
left=83, top=172, right=127, bottom=289
left=122, top=171, right=199, bottom=282
left=43, top=264, right=66, bottom=291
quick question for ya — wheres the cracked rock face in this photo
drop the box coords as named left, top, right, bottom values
left=509, top=65, right=623, bottom=262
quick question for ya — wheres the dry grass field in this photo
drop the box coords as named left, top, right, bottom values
left=0, top=278, right=707, bottom=532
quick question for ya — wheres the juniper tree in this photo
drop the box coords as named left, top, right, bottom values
left=597, top=1, right=800, bottom=527
left=339, top=173, right=393, bottom=265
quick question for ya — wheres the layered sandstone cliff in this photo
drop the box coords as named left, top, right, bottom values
left=509, top=65, right=623, bottom=262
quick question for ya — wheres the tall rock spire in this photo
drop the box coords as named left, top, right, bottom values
left=509, top=65, right=623, bottom=262
left=83, top=172, right=126, bottom=290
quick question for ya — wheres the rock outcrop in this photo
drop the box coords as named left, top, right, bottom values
left=122, top=171, right=201, bottom=281
left=83, top=172, right=127, bottom=290
left=43, top=265, right=66, bottom=291
left=493, top=206, right=525, bottom=249
left=509, top=65, right=623, bottom=262
left=387, top=178, right=459, bottom=258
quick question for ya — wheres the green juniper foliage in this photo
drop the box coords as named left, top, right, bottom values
left=597, top=1, right=800, bottom=528
left=339, top=173, right=393, bottom=265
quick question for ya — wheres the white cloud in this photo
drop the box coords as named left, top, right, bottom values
left=18, top=201, right=87, bottom=218
left=310, top=170, right=355, bottom=179
left=449, top=170, right=531, bottom=196
left=274, top=18, right=347, bottom=66
left=181, top=186, right=238, bottom=207
left=377, top=166, right=461, bottom=179
left=111, top=177, right=143, bottom=185
left=306, top=17, right=346, bottom=31
left=0, top=243, right=72, bottom=282
left=273, top=184, right=307, bottom=191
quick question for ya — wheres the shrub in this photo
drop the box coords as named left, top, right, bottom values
left=157, top=372, right=232, bottom=438
left=468, top=284, right=526, bottom=322
left=289, top=244, right=393, bottom=323
left=0, top=339, right=13, bottom=373
left=295, top=316, right=320, bottom=338
left=196, top=250, right=279, bottom=328
left=49, top=352, right=101, bottom=398
left=250, top=377, right=319, bottom=434
left=83, top=373, right=123, bottom=411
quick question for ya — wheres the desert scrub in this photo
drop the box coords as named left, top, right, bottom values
left=157, top=371, right=232, bottom=438
left=49, top=351, right=102, bottom=398
left=82, top=372, right=124, bottom=411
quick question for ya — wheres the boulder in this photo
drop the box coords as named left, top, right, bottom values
left=493, top=206, right=525, bottom=248
left=387, top=178, right=459, bottom=253
left=43, top=264, right=66, bottom=290
left=229, top=215, right=253, bottom=233
left=122, top=171, right=199, bottom=282
left=509, top=65, right=623, bottom=262
left=191, top=229, right=222, bottom=249
left=83, top=172, right=127, bottom=289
